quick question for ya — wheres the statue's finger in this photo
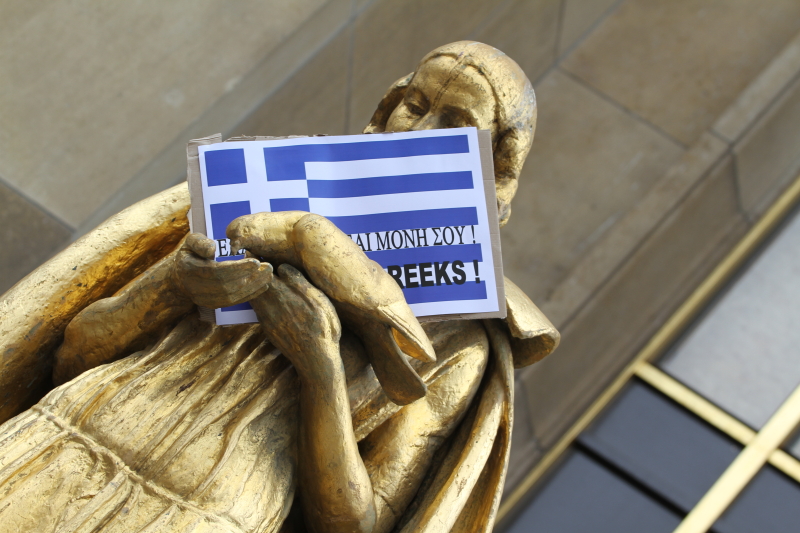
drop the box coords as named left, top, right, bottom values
left=185, top=233, right=216, bottom=259
left=227, top=211, right=305, bottom=265
left=214, top=259, right=273, bottom=290
left=249, top=273, right=300, bottom=325
left=292, top=214, right=393, bottom=306
left=276, top=263, right=313, bottom=289
left=214, top=265, right=273, bottom=307
left=293, top=214, right=435, bottom=363
left=242, top=262, right=274, bottom=287
left=213, top=257, right=262, bottom=277
left=180, top=253, right=269, bottom=283
left=258, top=265, right=327, bottom=318
left=178, top=252, right=218, bottom=280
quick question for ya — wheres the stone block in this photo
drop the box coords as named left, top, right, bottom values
left=502, top=69, right=682, bottom=307
left=0, top=180, right=71, bottom=293
left=561, top=0, right=800, bottom=145
left=472, top=0, right=561, bottom=83
left=734, top=75, right=800, bottom=219
left=234, top=28, right=350, bottom=137
left=713, top=31, right=800, bottom=144
left=518, top=155, right=748, bottom=448
left=540, top=132, right=728, bottom=327
left=557, top=0, right=619, bottom=55
left=75, top=0, right=354, bottom=236
left=0, top=0, right=326, bottom=227
left=347, top=0, right=506, bottom=133
left=506, top=380, right=542, bottom=492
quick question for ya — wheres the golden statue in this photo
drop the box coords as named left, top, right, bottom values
left=0, top=41, right=558, bottom=533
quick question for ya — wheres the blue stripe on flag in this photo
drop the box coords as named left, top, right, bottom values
left=270, top=198, right=310, bottom=212
left=221, top=302, right=253, bottom=312
left=210, top=201, right=251, bottom=240
left=205, top=149, right=248, bottom=187
left=327, top=207, right=478, bottom=234
left=307, top=171, right=473, bottom=198
left=264, top=135, right=469, bottom=181
left=403, top=281, right=487, bottom=305
left=366, top=244, right=482, bottom=267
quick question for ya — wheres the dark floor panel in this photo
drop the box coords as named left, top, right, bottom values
left=505, top=449, right=682, bottom=533
left=714, top=465, right=800, bottom=533
left=578, top=379, right=741, bottom=511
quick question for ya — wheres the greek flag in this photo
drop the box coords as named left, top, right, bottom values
left=198, top=127, right=498, bottom=324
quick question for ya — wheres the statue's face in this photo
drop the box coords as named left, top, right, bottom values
left=385, top=56, right=498, bottom=138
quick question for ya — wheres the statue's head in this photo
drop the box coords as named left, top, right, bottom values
left=364, top=41, right=536, bottom=226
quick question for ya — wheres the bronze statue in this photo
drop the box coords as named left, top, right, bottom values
left=0, top=41, right=558, bottom=533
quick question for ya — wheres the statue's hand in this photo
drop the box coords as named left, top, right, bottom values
left=172, top=233, right=273, bottom=309
left=228, top=212, right=434, bottom=361
left=249, top=263, right=342, bottom=378
left=228, top=212, right=434, bottom=405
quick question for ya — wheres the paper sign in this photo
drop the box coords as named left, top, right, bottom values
left=187, top=127, right=505, bottom=326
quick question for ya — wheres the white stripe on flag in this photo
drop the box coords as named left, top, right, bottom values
left=309, top=189, right=477, bottom=217
left=304, top=153, right=474, bottom=181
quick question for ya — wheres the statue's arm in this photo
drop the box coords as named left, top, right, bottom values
left=252, top=265, right=489, bottom=533
left=250, top=264, right=376, bottom=533
left=54, top=234, right=273, bottom=384
left=53, top=252, right=192, bottom=384
left=0, top=184, right=189, bottom=423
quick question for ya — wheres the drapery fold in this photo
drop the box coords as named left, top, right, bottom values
left=0, top=185, right=558, bottom=533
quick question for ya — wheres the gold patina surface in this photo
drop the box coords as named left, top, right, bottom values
left=0, top=41, right=557, bottom=533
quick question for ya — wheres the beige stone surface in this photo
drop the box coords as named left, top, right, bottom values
left=520, top=156, right=748, bottom=448
left=557, top=0, right=618, bottom=55
left=734, top=75, right=800, bottom=219
left=0, top=0, right=325, bottom=227
left=505, top=381, right=542, bottom=492
left=472, top=0, right=561, bottom=83
left=714, top=31, right=800, bottom=143
left=347, top=0, right=507, bottom=133
left=74, top=0, right=354, bottom=237
left=561, top=0, right=800, bottom=145
left=0, top=181, right=71, bottom=293
left=502, top=69, right=683, bottom=308
left=235, top=29, right=351, bottom=137
left=541, top=132, right=728, bottom=327
left=356, top=0, right=376, bottom=12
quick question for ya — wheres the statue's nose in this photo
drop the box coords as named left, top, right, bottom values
left=410, top=113, right=442, bottom=131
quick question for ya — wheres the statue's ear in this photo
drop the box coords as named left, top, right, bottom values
left=493, top=109, right=536, bottom=227
left=363, top=72, right=414, bottom=133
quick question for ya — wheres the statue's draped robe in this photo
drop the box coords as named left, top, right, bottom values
left=0, top=185, right=558, bottom=533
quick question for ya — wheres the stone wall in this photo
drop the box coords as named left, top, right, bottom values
left=508, top=20, right=800, bottom=491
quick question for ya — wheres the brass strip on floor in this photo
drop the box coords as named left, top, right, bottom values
left=636, top=363, right=800, bottom=486
left=497, top=172, right=800, bottom=526
left=497, top=355, right=640, bottom=521
left=674, top=383, right=800, bottom=533
left=634, top=363, right=755, bottom=445
left=768, top=449, right=800, bottom=484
